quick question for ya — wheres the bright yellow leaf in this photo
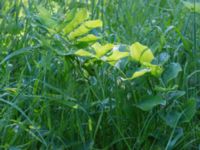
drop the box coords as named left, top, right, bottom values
left=130, top=42, right=154, bottom=63
left=122, top=69, right=150, bottom=80
left=92, top=42, right=114, bottom=57
left=142, top=62, right=163, bottom=77
left=106, top=50, right=129, bottom=65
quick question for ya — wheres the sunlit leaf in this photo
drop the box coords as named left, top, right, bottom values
left=131, top=69, right=150, bottom=79
left=68, top=20, right=102, bottom=40
left=106, top=50, right=129, bottom=64
left=130, top=42, right=154, bottom=63
left=142, top=62, right=163, bottom=77
left=92, top=42, right=114, bottom=57
left=122, top=69, right=150, bottom=80
left=75, top=49, right=94, bottom=57
left=77, top=34, right=99, bottom=42
left=84, top=20, right=102, bottom=28
left=63, top=8, right=89, bottom=34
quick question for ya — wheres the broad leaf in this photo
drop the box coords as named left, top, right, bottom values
left=92, top=42, right=114, bottom=57
left=122, top=69, right=150, bottom=80
left=130, top=42, right=154, bottom=63
left=68, top=20, right=102, bottom=40
left=77, top=34, right=99, bottom=43
left=160, top=110, right=182, bottom=128
left=166, top=90, right=185, bottom=101
left=75, top=49, right=94, bottom=57
left=163, top=63, right=182, bottom=84
left=136, top=95, right=166, bottom=111
left=142, top=62, right=163, bottom=77
left=63, top=8, right=89, bottom=34
left=106, top=50, right=129, bottom=64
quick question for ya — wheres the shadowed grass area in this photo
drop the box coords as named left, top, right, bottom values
left=0, top=0, right=200, bottom=149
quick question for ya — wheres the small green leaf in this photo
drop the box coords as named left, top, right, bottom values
left=136, top=95, right=166, bottom=111
left=155, top=85, right=178, bottom=92
left=130, top=42, right=154, bottom=63
left=163, top=63, right=182, bottom=84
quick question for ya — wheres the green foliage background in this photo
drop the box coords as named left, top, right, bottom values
left=0, top=0, right=200, bottom=149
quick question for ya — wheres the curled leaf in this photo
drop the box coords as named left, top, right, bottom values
left=130, top=42, right=154, bottom=63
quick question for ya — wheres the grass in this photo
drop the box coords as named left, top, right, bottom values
left=0, top=0, right=200, bottom=149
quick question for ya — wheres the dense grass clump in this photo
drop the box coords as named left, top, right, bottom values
left=0, top=0, right=200, bottom=149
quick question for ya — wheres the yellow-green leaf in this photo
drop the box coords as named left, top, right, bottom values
left=63, top=8, right=89, bottom=34
left=77, top=34, right=99, bottom=43
left=122, top=69, right=151, bottom=80
left=92, top=42, right=114, bottom=57
left=68, top=20, right=102, bottom=40
left=131, top=69, right=150, bottom=79
left=75, top=49, right=94, bottom=57
left=130, top=42, right=154, bottom=63
left=84, top=20, right=102, bottom=28
left=106, top=50, right=129, bottom=63
left=142, top=62, right=163, bottom=77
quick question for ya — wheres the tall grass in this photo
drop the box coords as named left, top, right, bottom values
left=0, top=0, right=200, bottom=149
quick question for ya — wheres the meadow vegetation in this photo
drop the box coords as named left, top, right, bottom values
left=0, top=0, right=200, bottom=149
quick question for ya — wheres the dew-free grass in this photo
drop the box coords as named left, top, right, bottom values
left=0, top=0, right=200, bottom=149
